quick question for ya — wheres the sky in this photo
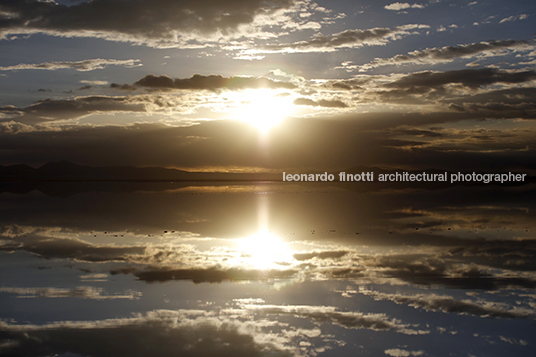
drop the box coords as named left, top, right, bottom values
left=1, top=2, right=536, bottom=356
left=0, top=0, right=535, bottom=172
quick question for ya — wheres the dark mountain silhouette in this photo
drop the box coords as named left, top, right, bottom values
left=0, top=161, right=280, bottom=182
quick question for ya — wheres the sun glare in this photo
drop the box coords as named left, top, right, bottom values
left=237, top=230, right=292, bottom=270
left=233, top=89, right=294, bottom=133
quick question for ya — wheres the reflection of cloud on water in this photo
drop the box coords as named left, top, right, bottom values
left=387, top=204, right=533, bottom=239
left=2, top=230, right=536, bottom=290
left=351, top=289, right=535, bottom=319
left=1, top=233, right=536, bottom=356
left=236, top=303, right=428, bottom=335
left=0, top=233, right=145, bottom=262
left=112, top=266, right=298, bottom=284
left=0, top=310, right=296, bottom=357
left=0, top=301, right=427, bottom=357
left=1, top=184, right=535, bottom=357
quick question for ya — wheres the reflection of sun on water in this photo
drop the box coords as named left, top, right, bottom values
left=233, top=89, right=294, bottom=134
left=237, top=230, right=292, bottom=270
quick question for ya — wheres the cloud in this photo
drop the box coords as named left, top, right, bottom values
left=247, top=24, right=428, bottom=53
left=0, top=0, right=296, bottom=47
left=384, top=349, right=425, bottom=357
left=80, top=80, right=109, bottom=86
left=293, top=98, right=348, bottom=108
left=384, top=3, right=425, bottom=11
left=499, top=14, right=529, bottom=23
left=360, top=40, right=535, bottom=70
left=0, top=286, right=141, bottom=300
left=499, top=336, right=529, bottom=346
left=0, top=310, right=293, bottom=357
left=0, top=95, right=183, bottom=123
left=119, top=74, right=296, bottom=91
left=0, top=120, right=60, bottom=134
left=0, top=59, right=141, bottom=72
left=4, top=65, right=534, bottom=126
left=0, top=112, right=535, bottom=172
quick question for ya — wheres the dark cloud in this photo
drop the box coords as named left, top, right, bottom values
left=448, top=240, right=536, bottom=271
left=113, top=266, right=298, bottom=283
left=0, top=96, right=147, bottom=123
left=110, top=83, right=138, bottom=91
left=0, top=233, right=145, bottom=262
left=118, top=74, right=296, bottom=91
left=0, top=0, right=294, bottom=47
left=328, top=78, right=370, bottom=90
left=442, top=87, right=536, bottom=107
left=293, top=250, right=349, bottom=261
left=369, top=254, right=536, bottom=290
left=366, top=68, right=536, bottom=107
left=450, top=102, right=536, bottom=116
left=391, top=127, right=443, bottom=138
left=361, top=40, right=535, bottom=70
left=293, top=98, right=348, bottom=108
left=450, top=240, right=536, bottom=259
left=0, top=311, right=292, bottom=357
left=386, top=68, right=536, bottom=90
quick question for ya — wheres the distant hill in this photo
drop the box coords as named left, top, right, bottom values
left=0, top=161, right=280, bottom=182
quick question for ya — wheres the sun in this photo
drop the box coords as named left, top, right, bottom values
left=232, top=89, right=294, bottom=134
left=237, top=230, right=293, bottom=270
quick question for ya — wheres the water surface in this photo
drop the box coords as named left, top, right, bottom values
left=1, top=182, right=535, bottom=356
